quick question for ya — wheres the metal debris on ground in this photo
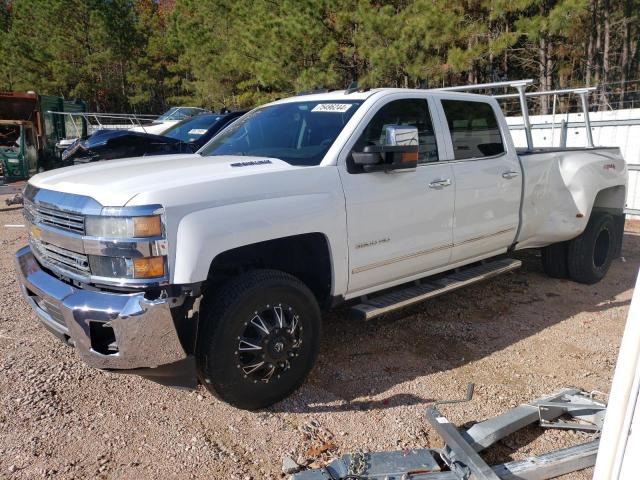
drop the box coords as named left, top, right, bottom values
left=282, top=455, right=302, bottom=475
left=4, top=193, right=23, bottom=206
left=298, top=420, right=340, bottom=468
left=291, top=386, right=606, bottom=480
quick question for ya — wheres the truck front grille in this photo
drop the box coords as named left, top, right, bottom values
left=24, top=201, right=85, bottom=235
left=30, top=238, right=91, bottom=277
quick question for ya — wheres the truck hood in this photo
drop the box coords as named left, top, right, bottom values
left=29, top=154, right=296, bottom=206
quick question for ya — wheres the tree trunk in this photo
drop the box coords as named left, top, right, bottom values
left=594, top=0, right=602, bottom=87
left=618, top=0, right=632, bottom=109
left=489, top=51, right=494, bottom=82
left=585, top=0, right=597, bottom=85
left=600, top=0, right=610, bottom=110
left=632, top=35, right=639, bottom=80
left=539, top=34, right=549, bottom=114
left=467, top=37, right=476, bottom=84
left=546, top=46, right=553, bottom=91
left=634, top=55, right=640, bottom=100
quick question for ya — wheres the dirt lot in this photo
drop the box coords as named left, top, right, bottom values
left=1, top=197, right=638, bottom=480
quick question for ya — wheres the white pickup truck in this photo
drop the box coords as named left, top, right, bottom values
left=15, top=88, right=627, bottom=409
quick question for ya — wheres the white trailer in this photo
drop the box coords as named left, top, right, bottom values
left=594, top=269, right=640, bottom=479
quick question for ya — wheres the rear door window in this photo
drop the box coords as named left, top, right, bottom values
left=441, top=100, right=505, bottom=160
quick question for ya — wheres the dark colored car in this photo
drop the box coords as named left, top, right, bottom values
left=62, top=111, right=246, bottom=164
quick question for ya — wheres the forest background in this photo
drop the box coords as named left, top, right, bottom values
left=1, top=0, right=638, bottom=114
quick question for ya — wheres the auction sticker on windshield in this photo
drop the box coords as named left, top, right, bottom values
left=188, top=129, right=208, bottom=135
left=311, top=103, right=352, bottom=113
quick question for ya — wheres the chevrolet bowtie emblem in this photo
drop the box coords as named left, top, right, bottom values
left=30, top=224, right=42, bottom=240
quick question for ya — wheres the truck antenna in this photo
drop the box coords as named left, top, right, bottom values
left=344, top=81, right=359, bottom=94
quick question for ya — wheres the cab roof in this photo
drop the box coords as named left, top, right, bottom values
left=269, top=88, right=493, bottom=106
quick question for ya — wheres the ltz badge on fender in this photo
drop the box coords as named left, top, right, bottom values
left=355, top=237, right=391, bottom=249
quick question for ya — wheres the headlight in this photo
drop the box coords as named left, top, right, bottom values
left=85, top=215, right=162, bottom=238
left=84, top=210, right=166, bottom=281
left=89, top=255, right=166, bottom=279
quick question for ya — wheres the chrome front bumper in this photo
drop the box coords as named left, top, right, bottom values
left=15, top=245, right=188, bottom=370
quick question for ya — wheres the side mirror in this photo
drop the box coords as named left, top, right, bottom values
left=384, top=125, right=419, bottom=147
left=352, top=125, right=419, bottom=172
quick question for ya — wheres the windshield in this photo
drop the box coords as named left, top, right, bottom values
left=158, top=107, right=205, bottom=121
left=0, top=125, right=20, bottom=149
left=199, top=100, right=362, bottom=166
left=163, top=114, right=223, bottom=142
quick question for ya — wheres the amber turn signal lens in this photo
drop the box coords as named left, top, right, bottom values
left=401, top=151, right=419, bottom=163
left=133, top=256, right=165, bottom=278
left=133, top=216, right=162, bottom=237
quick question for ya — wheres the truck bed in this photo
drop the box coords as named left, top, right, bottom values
left=516, top=146, right=621, bottom=155
left=514, top=145, right=626, bottom=250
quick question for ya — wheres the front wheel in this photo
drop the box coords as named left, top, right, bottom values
left=567, top=213, right=617, bottom=284
left=196, top=270, right=321, bottom=410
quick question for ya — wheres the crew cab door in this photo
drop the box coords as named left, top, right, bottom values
left=338, top=95, right=454, bottom=296
left=436, top=96, right=521, bottom=263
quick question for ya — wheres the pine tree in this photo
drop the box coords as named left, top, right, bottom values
left=0, top=0, right=637, bottom=114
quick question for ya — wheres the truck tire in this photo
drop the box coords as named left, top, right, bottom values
left=196, top=269, right=321, bottom=410
left=567, top=213, right=617, bottom=285
left=541, top=242, right=569, bottom=278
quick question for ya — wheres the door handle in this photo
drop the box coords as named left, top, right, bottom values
left=428, top=178, right=452, bottom=189
left=502, top=171, right=519, bottom=179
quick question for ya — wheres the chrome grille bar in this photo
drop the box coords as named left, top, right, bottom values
left=31, top=238, right=90, bottom=276
left=25, top=200, right=85, bottom=235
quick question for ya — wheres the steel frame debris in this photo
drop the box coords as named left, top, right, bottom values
left=292, top=387, right=606, bottom=480
left=46, top=110, right=158, bottom=137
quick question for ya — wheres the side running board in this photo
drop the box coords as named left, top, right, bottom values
left=351, top=258, right=522, bottom=320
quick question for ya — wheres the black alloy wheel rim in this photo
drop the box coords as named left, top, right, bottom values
left=236, top=304, right=303, bottom=383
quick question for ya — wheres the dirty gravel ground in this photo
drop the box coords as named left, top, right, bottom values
left=1, top=195, right=638, bottom=479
